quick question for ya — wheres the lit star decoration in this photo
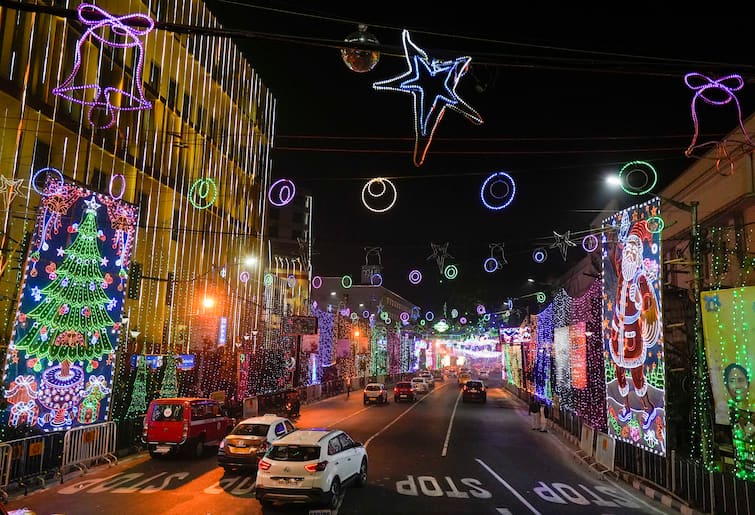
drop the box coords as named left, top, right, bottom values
left=52, top=4, right=154, bottom=129
left=550, top=231, right=577, bottom=261
left=427, top=242, right=453, bottom=273
left=0, top=175, right=27, bottom=208
left=372, top=29, right=483, bottom=167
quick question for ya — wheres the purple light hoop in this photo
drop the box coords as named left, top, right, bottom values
left=109, top=174, right=125, bottom=199
left=370, top=273, right=383, bottom=286
left=52, top=4, right=154, bottom=129
left=268, top=179, right=296, bottom=207
left=533, top=248, right=547, bottom=263
left=408, top=269, right=422, bottom=285
left=483, top=257, right=498, bottom=273
left=582, top=234, right=599, bottom=253
left=311, top=275, right=322, bottom=289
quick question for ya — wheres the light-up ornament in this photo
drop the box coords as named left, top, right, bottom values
left=108, top=174, right=125, bottom=200
left=188, top=178, right=218, bottom=209
left=444, top=264, right=458, bottom=280
left=361, top=177, right=397, bottom=213
left=312, top=276, right=322, bottom=289
left=263, top=273, right=274, bottom=287
left=536, top=292, right=546, bottom=303
left=239, top=271, right=250, bottom=283
left=684, top=72, right=753, bottom=162
left=268, top=179, right=296, bottom=207
left=646, top=216, right=664, bottom=234
left=341, top=275, right=353, bottom=289
left=433, top=319, right=449, bottom=332
left=476, top=304, right=486, bottom=315
left=350, top=312, right=358, bottom=321
left=341, top=24, right=380, bottom=73
left=484, top=242, right=507, bottom=273
left=287, top=275, right=296, bottom=288
left=460, top=317, right=467, bottom=325
left=400, top=311, right=410, bottom=323
left=618, top=160, right=658, bottom=196
left=480, top=172, right=516, bottom=210
left=425, top=311, right=435, bottom=321
left=52, top=4, right=154, bottom=129
left=370, top=273, right=383, bottom=286
left=505, top=298, right=513, bottom=310
left=408, top=269, right=422, bottom=285
left=372, top=29, right=483, bottom=167
left=582, top=234, right=599, bottom=253
left=532, top=247, right=547, bottom=264
left=550, top=231, right=577, bottom=261
left=363, top=310, right=370, bottom=318
left=30, top=167, right=64, bottom=197
left=451, top=308, right=458, bottom=319
left=427, top=242, right=453, bottom=273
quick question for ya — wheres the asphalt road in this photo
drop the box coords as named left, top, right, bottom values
left=3, top=379, right=680, bottom=515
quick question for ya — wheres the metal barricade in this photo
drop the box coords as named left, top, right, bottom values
left=60, top=421, right=117, bottom=482
left=4, top=432, right=64, bottom=495
left=0, top=443, right=11, bottom=502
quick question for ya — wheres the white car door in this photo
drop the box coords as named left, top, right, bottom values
left=336, top=433, right=360, bottom=480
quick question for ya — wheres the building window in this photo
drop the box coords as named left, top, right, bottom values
left=148, top=62, right=160, bottom=94
left=172, top=208, right=181, bottom=241
left=138, top=192, right=149, bottom=228
left=167, top=79, right=177, bottom=111
left=90, top=168, right=107, bottom=193
left=182, top=93, right=191, bottom=120
left=32, top=139, right=51, bottom=171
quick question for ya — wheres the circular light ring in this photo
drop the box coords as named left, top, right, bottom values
left=362, top=310, right=370, bottom=318
left=109, top=173, right=126, bottom=199
left=483, top=257, right=498, bottom=273
left=536, top=291, right=546, bottom=303
left=425, top=311, right=435, bottom=321
left=618, top=160, right=658, bottom=196
left=408, top=269, right=422, bottom=285
left=31, top=167, right=64, bottom=196
left=287, top=274, right=296, bottom=288
left=189, top=177, right=218, bottom=209
left=239, top=271, right=250, bottom=283
left=483, top=313, right=491, bottom=321
left=480, top=171, right=516, bottom=211
left=646, top=216, right=665, bottom=234
left=263, top=273, right=274, bottom=287
left=451, top=308, right=458, bottom=319
left=312, top=276, right=323, bottom=289
left=444, top=264, right=458, bottom=280
left=476, top=304, right=486, bottom=315
left=380, top=311, right=389, bottom=321
left=350, top=312, right=358, bottom=321
left=400, top=311, right=410, bottom=322
left=532, top=248, right=547, bottom=263
left=420, top=320, right=426, bottom=326
left=460, top=317, right=467, bottom=325
left=341, top=275, right=353, bottom=289
left=370, top=273, right=383, bottom=286
left=268, top=178, right=296, bottom=207
left=361, top=177, right=398, bottom=213
left=582, top=234, right=599, bottom=253
left=340, top=307, right=350, bottom=317
left=506, top=298, right=513, bottom=310
left=384, top=317, right=392, bottom=325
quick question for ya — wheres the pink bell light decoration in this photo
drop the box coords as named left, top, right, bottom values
left=53, top=3, right=154, bottom=130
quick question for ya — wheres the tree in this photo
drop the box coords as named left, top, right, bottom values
left=126, top=354, right=147, bottom=417
left=159, top=353, right=178, bottom=398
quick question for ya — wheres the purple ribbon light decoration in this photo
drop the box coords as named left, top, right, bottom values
left=53, top=4, right=154, bottom=130
left=684, top=72, right=753, bottom=174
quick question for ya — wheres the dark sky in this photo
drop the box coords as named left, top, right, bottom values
left=203, top=2, right=755, bottom=311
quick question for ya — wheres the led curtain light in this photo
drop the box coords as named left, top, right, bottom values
left=372, top=30, right=483, bottom=167
left=52, top=3, right=154, bottom=129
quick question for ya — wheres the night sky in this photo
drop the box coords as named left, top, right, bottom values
left=202, top=2, right=755, bottom=312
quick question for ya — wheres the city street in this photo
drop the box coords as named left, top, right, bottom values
left=4, top=379, right=678, bottom=515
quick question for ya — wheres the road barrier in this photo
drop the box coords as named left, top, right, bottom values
left=2, top=432, right=64, bottom=495
left=0, top=443, right=11, bottom=502
left=60, top=421, right=117, bottom=482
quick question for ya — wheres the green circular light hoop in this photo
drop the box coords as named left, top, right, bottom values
left=420, top=319, right=426, bottom=326
left=189, top=177, right=218, bottom=209
left=444, top=264, right=458, bottom=280
left=646, top=216, right=665, bottom=234
left=380, top=311, right=389, bottom=321
left=263, top=273, right=274, bottom=286
left=483, top=313, right=491, bottom=321
left=536, top=291, right=546, bottom=303
left=341, top=275, right=353, bottom=289
left=618, top=160, right=658, bottom=196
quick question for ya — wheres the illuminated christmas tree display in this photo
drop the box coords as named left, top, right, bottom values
left=159, top=353, right=178, bottom=398
left=126, top=355, right=147, bottom=418
left=2, top=182, right=136, bottom=435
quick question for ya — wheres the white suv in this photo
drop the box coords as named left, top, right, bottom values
left=410, top=376, right=429, bottom=394
left=256, top=428, right=368, bottom=509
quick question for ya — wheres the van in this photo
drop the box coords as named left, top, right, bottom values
left=143, top=397, right=235, bottom=458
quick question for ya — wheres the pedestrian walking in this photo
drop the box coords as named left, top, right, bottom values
left=346, top=376, right=351, bottom=398
left=539, top=400, right=549, bottom=432
left=529, top=397, right=540, bottom=430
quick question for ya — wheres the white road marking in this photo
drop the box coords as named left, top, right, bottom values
left=441, top=388, right=462, bottom=457
left=476, top=458, right=542, bottom=515
left=496, top=509, right=513, bottom=515
left=326, top=406, right=371, bottom=428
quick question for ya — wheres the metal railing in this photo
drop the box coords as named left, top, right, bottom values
left=60, top=421, right=117, bottom=481
left=0, top=443, right=11, bottom=502
left=2, top=432, right=64, bottom=495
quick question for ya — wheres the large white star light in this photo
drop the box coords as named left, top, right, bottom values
left=373, top=30, right=483, bottom=167
left=550, top=230, right=577, bottom=261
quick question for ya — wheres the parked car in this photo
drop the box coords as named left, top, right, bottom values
left=410, top=376, right=429, bottom=394
left=256, top=428, right=368, bottom=509
left=363, top=382, right=389, bottom=404
left=217, top=413, right=296, bottom=471
left=393, top=381, right=416, bottom=402
left=143, top=397, right=234, bottom=458
left=462, top=380, right=487, bottom=403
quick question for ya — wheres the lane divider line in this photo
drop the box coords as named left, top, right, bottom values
left=441, top=388, right=462, bottom=457
left=476, top=458, right=542, bottom=515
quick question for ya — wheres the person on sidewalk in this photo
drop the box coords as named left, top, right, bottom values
left=539, top=400, right=549, bottom=432
left=529, top=397, right=540, bottom=430
left=346, top=376, right=351, bottom=398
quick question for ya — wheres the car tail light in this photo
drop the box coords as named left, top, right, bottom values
left=258, top=459, right=271, bottom=471
left=304, top=460, right=329, bottom=472
left=394, top=387, right=398, bottom=393
left=219, top=439, right=226, bottom=450
left=142, top=417, right=148, bottom=438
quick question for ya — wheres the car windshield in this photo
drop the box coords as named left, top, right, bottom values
left=366, top=385, right=381, bottom=391
left=466, top=381, right=483, bottom=388
left=411, top=379, right=423, bottom=383
left=232, top=423, right=269, bottom=436
left=268, top=445, right=321, bottom=461
left=397, top=382, right=411, bottom=388
left=151, top=403, right=184, bottom=422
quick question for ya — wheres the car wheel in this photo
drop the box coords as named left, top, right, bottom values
left=355, top=458, right=368, bottom=487
left=328, top=477, right=342, bottom=508
left=192, top=438, right=205, bottom=458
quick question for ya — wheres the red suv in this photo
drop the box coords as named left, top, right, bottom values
left=393, top=381, right=416, bottom=403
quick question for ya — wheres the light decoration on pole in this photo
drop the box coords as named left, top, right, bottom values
left=684, top=72, right=753, bottom=173
left=268, top=179, right=296, bottom=207
left=52, top=3, right=154, bottom=129
left=372, top=29, right=483, bottom=167
left=188, top=178, right=218, bottom=209
left=361, top=178, right=397, bottom=213
left=480, top=171, right=516, bottom=211
left=341, top=275, right=353, bottom=289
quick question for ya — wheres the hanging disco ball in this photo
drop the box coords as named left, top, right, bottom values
left=341, top=24, right=380, bottom=73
